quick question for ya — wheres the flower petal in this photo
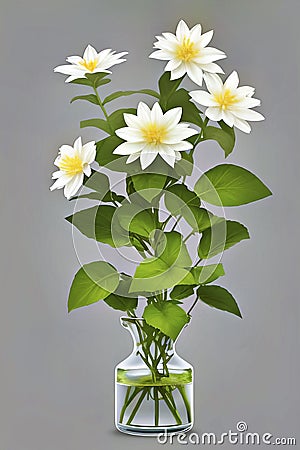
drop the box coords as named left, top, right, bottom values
left=165, top=59, right=182, bottom=71
left=83, top=165, right=92, bottom=177
left=200, top=62, right=224, bottom=74
left=236, top=86, right=255, bottom=97
left=149, top=50, right=172, bottom=60
left=186, top=62, right=203, bottom=86
left=164, top=126, right=197, bottom=144
left=83, top=44, right=98, bottom=62
left=58, top=145, right=74, bottom=157
left=151, top=102, right=164, bottom=123
left=73, top=136, right=82, bottom=152
left=170, top=63, right=186, bottom=79
left=224, top=71, right=239, bottom=90
left=113, top=141, right=145, bottom=155
left=126, top=153, right=141, bottom=164
left=234, top=97, right=261, bottom=108
left=140, top=149, right=158, bottom=170
left=50, top=173, right=73, bottom=191
left=53, top=65, right=86, bottom=76
left=64, top=173, right=84, bottom=199
left=221, top=110, right=235, bottom=127
left=198, top=30, right=214, bottom=47
left=205, top=106, right=223, bottom=122
left=190, top=23, right=202, bottom=41
left=190, top=90, right=216, bottom=106
left=169, top=141, right=193, bottom=151
left=66, top=56, right=84, bottom=65
left=162, top=107, right=182, bottom=128
left=115, top=127, right=144, bottom=142
left=159, top=152, right=176, bottom=168
left=137, top=102, right=151, bottom=122
left=123, top=113, right=141, bottom=128
left=232, top=108, right=265, bottom=121
left=81, top=141, right=96, bottom=163
left=204, top=72, right=223, bottom=94
left=176, top=20, right=190, bottom=41
left=233, top=117, right=251, bottom=133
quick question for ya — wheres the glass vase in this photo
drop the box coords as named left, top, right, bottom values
left=115, top=317, right=193, bottom=436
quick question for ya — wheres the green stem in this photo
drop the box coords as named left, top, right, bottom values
left=187, top=297, right=198, bottom=315
left=171, top=215, right=182, bottom=231
left=178, top=385, right=192, bottom=422
left=162, top=214, right=173, bottom=230
left=159, top=387, right=182, bottom=425
left=92, top=86, right=114, bottom=134
left=126, top=388, right=148, bottom=425
left=154, top=388, right=159, bottom=426
left=119, top=387, right=142, bottom=423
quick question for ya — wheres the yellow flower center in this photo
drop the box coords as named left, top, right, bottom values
left=176, top=37, right=199, bottom=62
left=80, top=59, right=98, bottom=72
left=142, top=123, right=167, bottom=145
left=214, top=89, right=238, bottom=110
left=58, top=154, right=83, bottom=175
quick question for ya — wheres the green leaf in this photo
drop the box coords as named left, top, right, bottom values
left=194, top=164, right=272, bottom=206
left=68, top=261, right=119, bottom=312
left=130, top=231, right=192, bottom=292
left=179, top=263, right=225, bottom=285
left=174, top=151, right=194, bottom=177
left=170, top=285, right=194, bottom=300
left=103, top=89, right=159, bottom=105
left=164, top=184, right=200, bottom=217
left=84, top=171, right=110, bottom=195
left=129, top=211, right=158, bottom=238
left=103, top=274, right=140, bottom=311
left=70, top=73, right=110, bottom=88
left=104, top=294, right=137, bottom=312
left=185, top=207, right=222, bottom=233
left=198, top=220, right=250, bottom=259
left=80, top=118, right=111, bottom=134
left=131, top=173, right=167, bottom=202
left=203, top=121, right=235, bottom=157
left=166, top=184, right=200, bottom=207
left=158, top=72, right=184, bottom=107
left=70, top=192, right=107, bottom=202
left=108, top=108, right=137, bottom=132
left=143, top=302, right=189, bottom=340
left=70, top=94, right=99, bottom=105
left=66, top=205, right=128, bottom=247
left=95, top=136, right=124, bottom=167
left=166, top=88, right=203, bottom=127
left=115, top=203, right=158, bottom=238
left=197, top=285, right=242, bottom=318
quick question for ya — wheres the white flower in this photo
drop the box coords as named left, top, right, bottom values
left=190, top=71, right=265, bottom=133
left=113, top=102, right=198, bottom=170
left=149, top=19, right=226, bottom=86
left=50, top=137, right=96, bottom=199
left=54, top=44, right=128, bottom=82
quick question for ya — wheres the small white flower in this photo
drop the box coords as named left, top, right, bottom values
left=54, top=44, right=128, bottom=82
left=50, top=137, right=96, bottom=199
left=113, top=102, right=198, bottom=170
left=190, top=71, right=265, bottom=133
left=149, top=19, right=226, bottom=86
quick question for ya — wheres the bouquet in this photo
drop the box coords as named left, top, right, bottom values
left=51, top=19, right=271, bottom=435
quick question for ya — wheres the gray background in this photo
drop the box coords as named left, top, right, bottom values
left=1, top=0, right=299, bottom=449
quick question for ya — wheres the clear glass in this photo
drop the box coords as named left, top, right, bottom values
left=115, top=317, right=193, bottom=436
